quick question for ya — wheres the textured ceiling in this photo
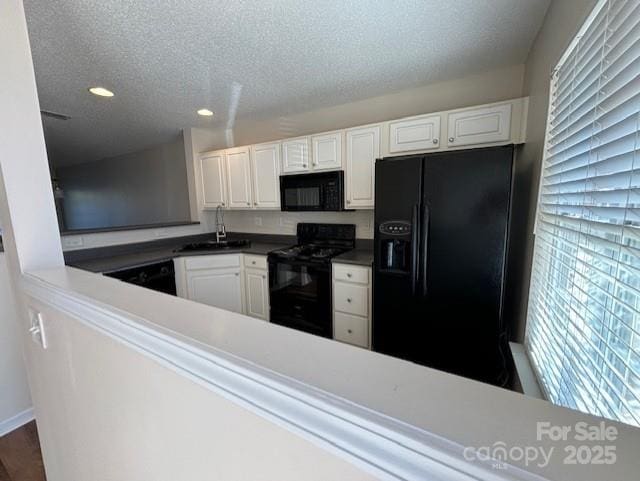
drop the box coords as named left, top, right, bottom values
left=24, top=0, right=550, bottom=166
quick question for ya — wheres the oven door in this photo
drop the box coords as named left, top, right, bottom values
left=268, top=259, right=332, bottom=338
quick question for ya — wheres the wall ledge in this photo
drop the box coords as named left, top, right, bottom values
left=21, top=270, right=547, bottom=481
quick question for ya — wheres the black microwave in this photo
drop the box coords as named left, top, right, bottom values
left=280, top=171, right=345, bottom=211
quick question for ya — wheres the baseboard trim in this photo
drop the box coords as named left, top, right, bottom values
left=0, top=407, right=34, bottom=437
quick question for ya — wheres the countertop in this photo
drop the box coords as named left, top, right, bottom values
left=332, top=249, right=373, bottom=266
left=69, top=242, right=289, bottom=273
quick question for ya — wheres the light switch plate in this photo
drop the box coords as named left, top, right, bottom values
left=62, top=236, right=84, bottom=248
left=28, top=308, right=47, bottom=349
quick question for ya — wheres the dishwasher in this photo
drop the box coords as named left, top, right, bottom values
left=104, top=260, right=177, bottom=296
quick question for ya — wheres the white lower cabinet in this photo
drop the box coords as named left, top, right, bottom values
left=332, top=263, right=372, bottom=349
left=174, top=254, right=269, bottom=321
left=187, top=268, right=244, bottom=313
left=243, top=255, right=269, bottom=321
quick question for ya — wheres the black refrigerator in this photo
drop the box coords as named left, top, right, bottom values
left=373, top=145, right=514, bottom=386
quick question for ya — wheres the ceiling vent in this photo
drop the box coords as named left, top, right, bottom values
left=40, top=110, right=71, bottom=121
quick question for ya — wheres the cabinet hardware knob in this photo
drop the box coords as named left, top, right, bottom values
left=348, top=329, right=353, bottom=334
left=433, top=138, right=438, bottom=144
left=235, top=273, right=239, bottom=276
left=346, top=200, right=350, bottom=204
left=302, top=164, right=307, bottom=168
left=448, top=137, right=455, bottom=143
left=252, top=261, right=256, bottom=265
left=262, top=275, right=266, bottom=279
left=347, top=273, right=352, bottom=278
left=254, top=202, right=258, bottom=205
left=347, top=298, right=352, bottom=303
left=221, top=202, right=225, bottom=206
left=313, top=162, right=318, bottom=166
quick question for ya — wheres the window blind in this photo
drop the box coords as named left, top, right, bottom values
left=526, top=0, right=640, bottom=426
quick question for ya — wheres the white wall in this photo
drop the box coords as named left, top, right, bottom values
left=503, top=0, right=599, bottom=342
left=26, top=294, right=376, bottom=481
left=0, top=253, right=32, bottom=434
left=192, top=64, right=525, bottom=151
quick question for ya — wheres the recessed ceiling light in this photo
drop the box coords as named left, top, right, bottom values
left=88, top=87, right=114, bottom=97
left=197, top=109, right=214, bottom=117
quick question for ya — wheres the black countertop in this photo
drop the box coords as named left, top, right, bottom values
left=65, top=232, right=374, bottom=273
left=332, top=249, right=374, bottom=266
left=70, top=242, right=289, bottom=273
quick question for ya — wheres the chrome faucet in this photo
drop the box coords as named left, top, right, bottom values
left=215, top=205, right=226, bottom=243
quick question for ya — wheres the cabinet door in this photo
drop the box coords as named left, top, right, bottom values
left=345, top=125, right=380, bottom=209
left=225, top=147, right=253, bottom=208
left=244, top=268, right=269, bottom=320
left=311, top=132, right=342, bottom=171
left=251, top=142, right=281, bottom=208
left=389, top=115, right=441, bottom=153
left=186, top=268, right=243, bottom=313
left=281, top=137, right=310, bottom=173
left=447, top=103, right=512, bottom=147
left=200, top=151, right=227, bottom=208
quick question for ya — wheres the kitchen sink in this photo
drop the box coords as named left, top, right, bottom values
left=175, top=239, right=251, bottom=253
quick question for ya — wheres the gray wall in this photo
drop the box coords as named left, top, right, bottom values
left=504, top=0, right=599, bottom=342
left=58, top=136, right=192, bottom=231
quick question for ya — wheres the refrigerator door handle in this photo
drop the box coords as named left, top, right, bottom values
left=420, top=204, right=430, bottom=296
left=411, top=203, right=420, bottom=295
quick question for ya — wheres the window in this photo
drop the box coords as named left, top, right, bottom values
left=526, top=0, right=640, bottom=426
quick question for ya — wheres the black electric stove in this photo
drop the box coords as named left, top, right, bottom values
left=268, top=223, right=356, bottom=338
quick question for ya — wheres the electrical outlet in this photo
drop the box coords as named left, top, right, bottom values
left=254, top=216, right=263, bottom=227
left=62, top=236, right=84, bottom=249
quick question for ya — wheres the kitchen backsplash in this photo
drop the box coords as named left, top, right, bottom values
left=210, top=210, right=375, bottom=239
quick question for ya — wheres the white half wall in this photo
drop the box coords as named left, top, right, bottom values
left=0, top=253, right=32, bottom=435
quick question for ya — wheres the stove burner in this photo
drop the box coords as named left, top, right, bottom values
left=270, top=244, right=350, bottom=262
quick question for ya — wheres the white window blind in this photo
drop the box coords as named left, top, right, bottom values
left=526, top=0, right=640, bottom=427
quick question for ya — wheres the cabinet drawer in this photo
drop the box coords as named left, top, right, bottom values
left=244, top=254, right=267, bottom=270
left=333, top=264, right=369, bottom=284
left=184, top=254, right=241, bottom=271
left=334, top=281, right=368, bottom=316
left=334, top=312, right=369, bottom=348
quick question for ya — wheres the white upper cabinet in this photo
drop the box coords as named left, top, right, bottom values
left=281, top=137, right=311, bottom=173
left=311, top=131, right=343, bottom=171
left=200, top=151, right=227, bottom=208
left=225, top=146, right=253, bottom=208
left=250, top=142, right=281, bottom=208
left=447, top=103, right=512, bottom=147
left=345, top=125, right=380, bottom=209
left=388, top=115, right=441, bottom=153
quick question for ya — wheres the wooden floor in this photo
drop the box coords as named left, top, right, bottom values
left=0, top=422, right=46, bottom=481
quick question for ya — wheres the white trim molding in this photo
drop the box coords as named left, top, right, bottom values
left=21, top=272, right=548, bottom=481
left=0, top=407, right=34, bottom=437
